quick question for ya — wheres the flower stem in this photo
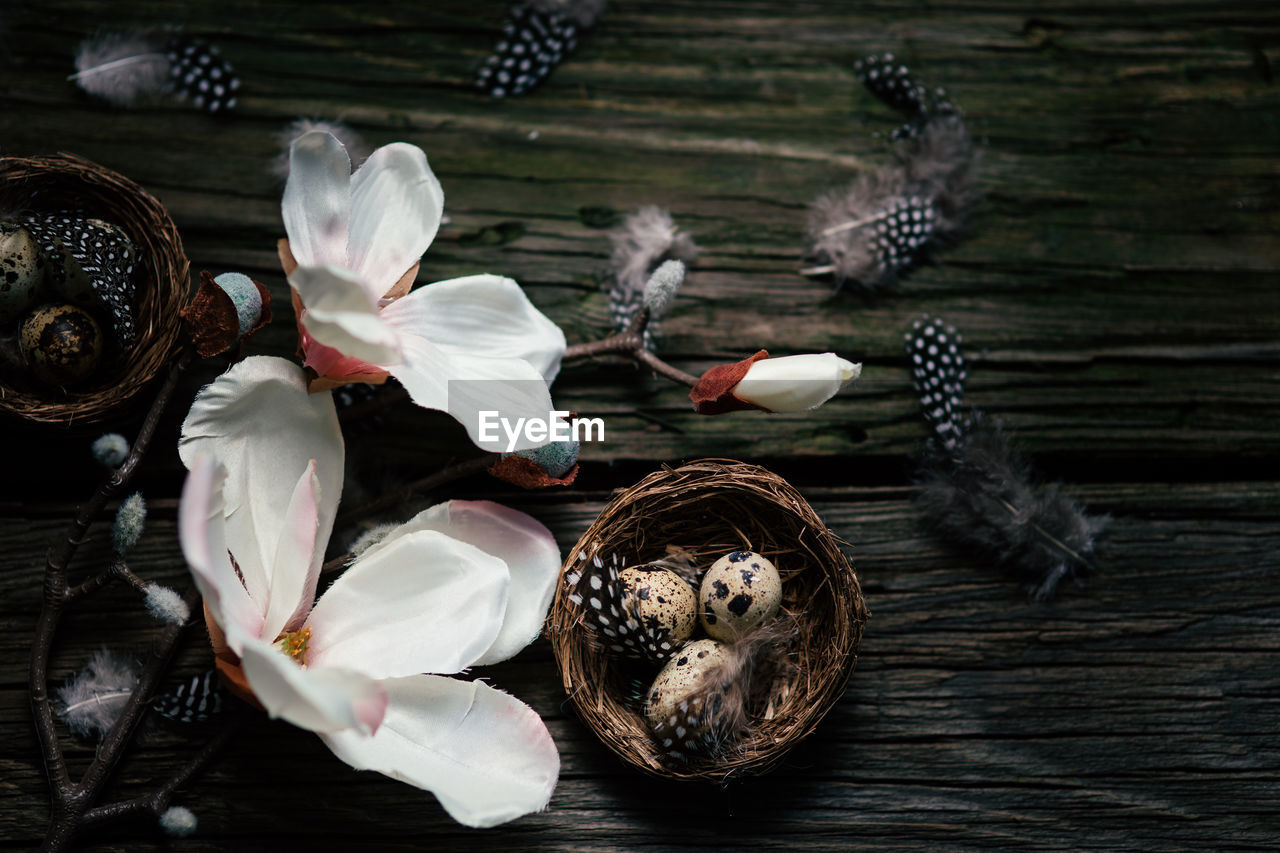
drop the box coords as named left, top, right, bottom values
left=562, top=306, right=699, bottom=388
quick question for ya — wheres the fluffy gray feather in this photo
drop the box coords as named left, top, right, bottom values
left=804, top=56, right=980, bottom=293
left=916, top=415, right=1108, bottom=600
left=56, top=648, right=140, bottom=739
left=608, top=206, right=699, bottom=345
left=71, top=31, right=170, bottom=107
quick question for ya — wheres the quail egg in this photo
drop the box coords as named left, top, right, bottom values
left=699, top=550, right=783, bottom=641
left=619, top=565, right=698, bottom=659
left=0, top=224, right=45, bottom=325
left=19, top=303, right=104, bottom=385
left=644, top=638, right=730, bottom=750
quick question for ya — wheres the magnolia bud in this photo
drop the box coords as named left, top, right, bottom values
left=732, top=353, right=862, bottom=412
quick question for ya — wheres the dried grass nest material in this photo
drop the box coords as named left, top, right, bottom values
left=549, top=458, right=869, bottom=781
left=0, top=154, right=189, bottom=426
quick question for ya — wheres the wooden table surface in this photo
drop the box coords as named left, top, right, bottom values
left=2, top=1, right=1278, bottom=850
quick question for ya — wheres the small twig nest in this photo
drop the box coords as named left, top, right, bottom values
left=0, top=154, right=189, bottom=426
left=549, top=459, right=868, bottom=781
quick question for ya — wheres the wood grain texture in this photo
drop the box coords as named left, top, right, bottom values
left=1, top=0, right=1278, bottom=850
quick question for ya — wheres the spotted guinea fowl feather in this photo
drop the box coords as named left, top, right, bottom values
left=907, top=316, right=1107, bottom=599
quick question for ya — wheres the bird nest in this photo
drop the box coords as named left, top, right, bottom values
left=0, top=154, right=189, bottom=426
left=549, top=459, right=868, bottom=781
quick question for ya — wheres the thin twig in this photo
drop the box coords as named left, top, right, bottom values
left=82, top=709, right=249, bottom=825
left=30, top=346, right=195, bottom=853
left=561, top=306, right=698, bottom=387
left=66, top=558, right=150, bottom=601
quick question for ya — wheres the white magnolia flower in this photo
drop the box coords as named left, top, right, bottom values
left=178, top=356, right=561, bottom=827
left=732, top=353, right=862, bottom=412
left=281, top=130, right=566, bottom=450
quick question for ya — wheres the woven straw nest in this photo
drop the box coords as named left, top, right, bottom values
left=549, top=458, right=869, bottom=781
left=0, top=154, right=188, bottom=426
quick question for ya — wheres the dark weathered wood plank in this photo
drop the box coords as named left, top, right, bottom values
left=2, top=482, right=1278, bottom=850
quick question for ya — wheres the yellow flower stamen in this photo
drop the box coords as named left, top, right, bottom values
left=275, top=626, right=312, bottom=666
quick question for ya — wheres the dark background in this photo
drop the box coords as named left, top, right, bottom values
left=1, top=1, right=1278, bottom=850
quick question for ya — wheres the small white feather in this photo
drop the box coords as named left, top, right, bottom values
left=56, top=648, right=140, bottom=739
left=70, top=31, right=171, bottom=107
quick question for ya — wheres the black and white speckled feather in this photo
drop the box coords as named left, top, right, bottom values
left=803, top=59, right=978, bottom=292
left=476, top=4, right=578, bottom=99
left=24, top=212, right=138, bottom=346
left=166, top=34, right=239, bottom=114
left=70, top=30, right=238, bottom=114
left=565, top=546, right=683, bottom=663
left=854, top=53, right=957, bottom=138
left=153, top=669, right=224, bottom=724
left=906, top=315, right=968, bottom=450
left=909, top=318, right=1107, bottom=600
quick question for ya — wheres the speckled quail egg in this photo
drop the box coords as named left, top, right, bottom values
left=644, top=638, right=731, bottom=750
left=619, top=565, right=698, bottom=658
left=0, top=224, right=45, bottom=325
left=19, top=304, right=105, bottom=385
left=699, top=550, right=783, bottom=641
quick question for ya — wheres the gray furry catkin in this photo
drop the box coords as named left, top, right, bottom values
left=907, top=317, right=1106, bottom=600
left=608, top=206, right=699, bottom=346
left=804, top=56, right=980, bottom=293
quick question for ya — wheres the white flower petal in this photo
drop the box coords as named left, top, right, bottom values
left=348, top=142, right=444, bottom=299
left=281, top=131, right=351, bottom=270
left=384, top=333, right=558, bottom=452
left=360, top=501, right=561, bottom=666
left=320, top=675, right=559, bottom=827
left=290, top=265, right=404, bottom=366
left=261, top=462, right=321, bottom=642
left=380, top=274, right=566, bottom=382
left=732, top=353, right=863, bottom=412
left=178, top=455, right=263, bottom=648
left=306, top=530, right=508, bottom=677
left=179, top=356, right=344, bottom=618
left=236, top=633, right=387, bottom=735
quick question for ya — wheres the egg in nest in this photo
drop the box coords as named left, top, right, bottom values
left=699, top=550, right=783, bottom=641
left=619, top=565, right=698, bottom=661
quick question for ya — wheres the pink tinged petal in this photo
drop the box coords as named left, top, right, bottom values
left=178, top=455, right=264, bottom=648
left=260, top=462, right=321, bottom=640
left=380, top=274, right=566, bottom=382
left=348, top=142, right=444, bottom=300
left=290, top=265, right=403, bottom=366
left=281, top=131, right=351, bottom=270
left=319, top=675, right=559, bottom=828
left=362, top=502, right=561, bottom=666
left=237, top=634, right=388, bottom=734
left=179, top=356, right=344, bottom=619
left=305, top=530, right=508, bottom=677
left=384, top=333, right=558, bottom=452
left=732, top=353, right=863, bottom=412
